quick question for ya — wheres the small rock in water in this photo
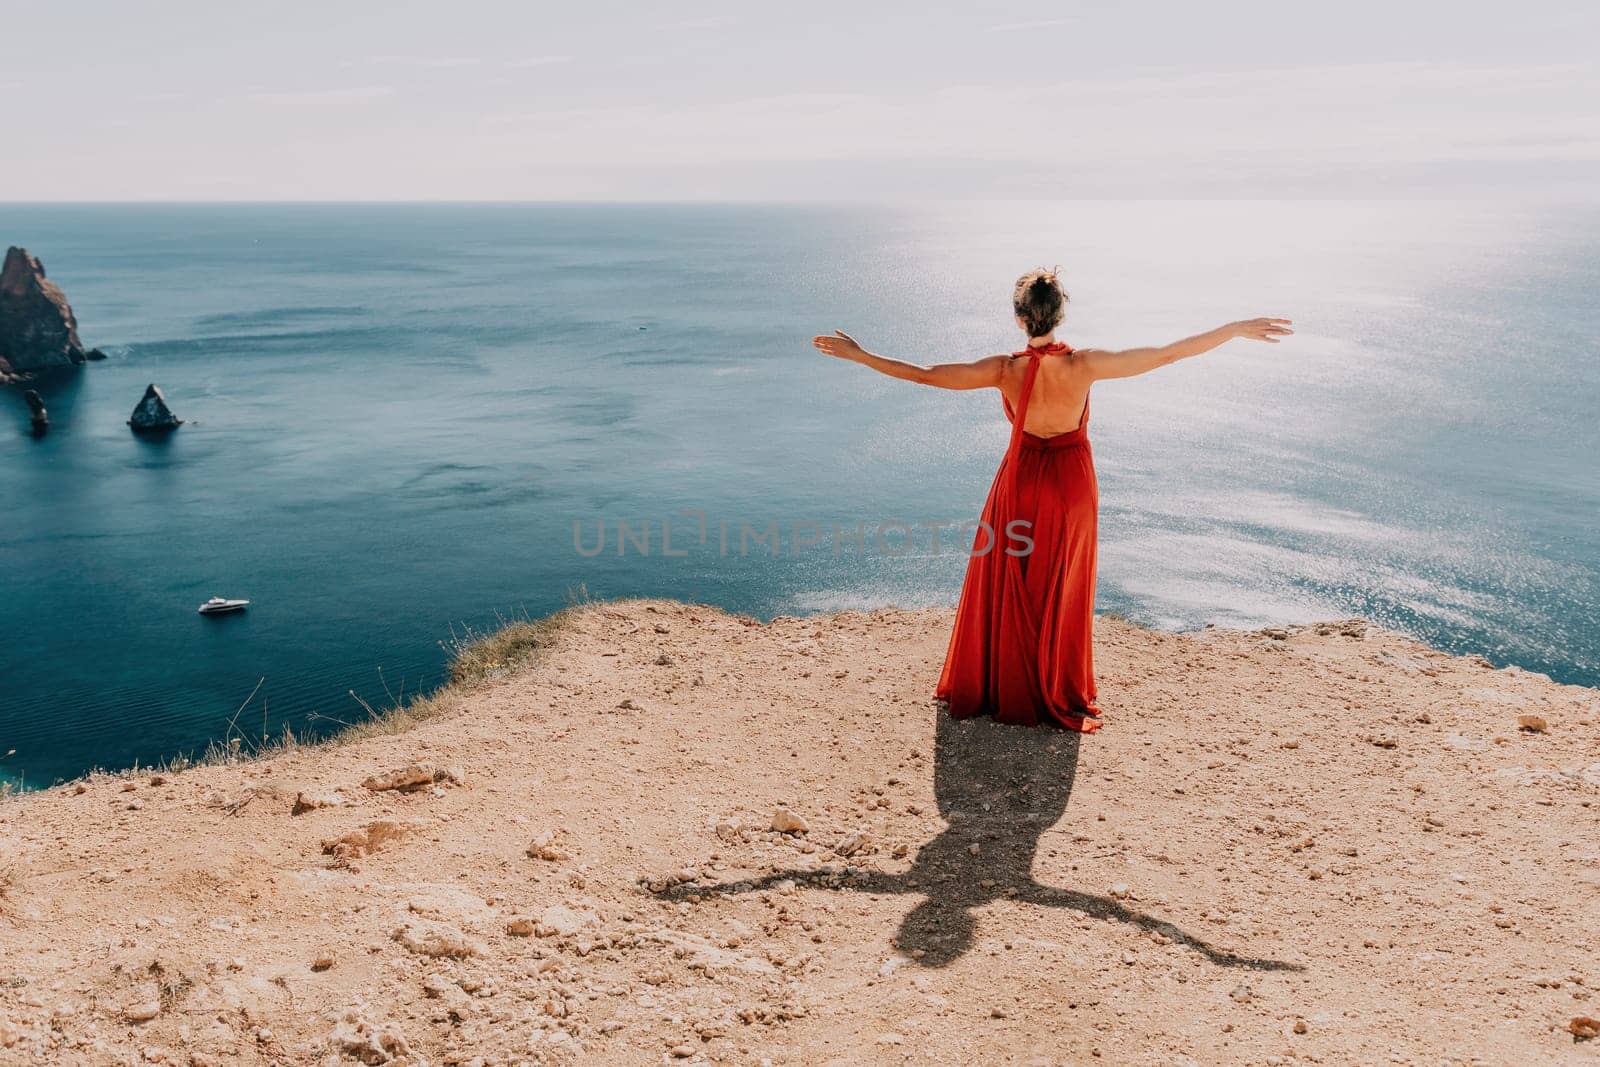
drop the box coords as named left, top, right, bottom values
left=771, top=807, right=810, bottom=834
left=362, top=763, right=436, bottom=792
left=23, top=389, right=48, bottom=436
left=1516, top=713, right=1548, bottom=733
left=127, top=383, right=183, bottom=434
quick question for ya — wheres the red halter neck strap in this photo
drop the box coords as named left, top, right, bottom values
left=1005, top=342, right=1073, bottom=447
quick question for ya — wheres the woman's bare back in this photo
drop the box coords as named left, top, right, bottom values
left=998, top=351, right=1092, bottom=438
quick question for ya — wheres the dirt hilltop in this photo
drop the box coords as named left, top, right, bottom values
left=2, top=600, right=1598, bottom=1066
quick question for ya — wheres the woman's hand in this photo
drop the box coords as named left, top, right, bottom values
left=812, top=330, right=867, bottom=362
left=1229, top=318, right=1295, bottom=343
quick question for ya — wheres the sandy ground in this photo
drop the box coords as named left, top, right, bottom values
left=2, top=599, right=1598, bottom=1066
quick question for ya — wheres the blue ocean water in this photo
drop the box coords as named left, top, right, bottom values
left=1, top=202, right=1596, bottom=787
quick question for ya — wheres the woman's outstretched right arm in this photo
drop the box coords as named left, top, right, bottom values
left=1080, top=318, right=1292, bottom=380
left=812, top=330, right=1006, bottom=391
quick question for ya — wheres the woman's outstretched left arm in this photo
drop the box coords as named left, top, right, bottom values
left=1079, top=318, right=1293, bottom=380
left=812, top=330, right=1005, bottom=391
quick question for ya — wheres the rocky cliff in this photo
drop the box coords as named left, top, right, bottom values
left=0, top=601, right=1596, bottom=1064
left=0, top=247, right=87, bottom=375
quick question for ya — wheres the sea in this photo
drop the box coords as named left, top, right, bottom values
left=1, top=202, right=1596, bottom=787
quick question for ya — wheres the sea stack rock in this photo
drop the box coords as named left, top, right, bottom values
left=23, top=388, right=48, bottom=436
left=0, top=247, right=87, bottom=373
left=128, top=383, right=182, bottom=434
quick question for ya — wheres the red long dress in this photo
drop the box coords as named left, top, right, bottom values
left=935, top=342, right=1103, bottom=732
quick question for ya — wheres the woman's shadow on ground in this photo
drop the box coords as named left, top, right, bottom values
left=665, top=710, right=1300, bottom=972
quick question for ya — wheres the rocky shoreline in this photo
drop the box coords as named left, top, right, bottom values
left=0, top=246, right=98, bottom=379
left=1, top=601, right=1597, bottom=1065
left=4, top=245, right=188, bottom=439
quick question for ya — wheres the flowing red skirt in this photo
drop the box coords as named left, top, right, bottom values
left=936, top=354, right=1102, bottom=732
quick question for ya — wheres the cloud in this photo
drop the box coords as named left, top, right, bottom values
left=509, top=55, right=574, bottom=68
left=246, top=86, right=395, bottom=104
left=24, top=53, right=1596, bottom=200
left=662, top=15, right=738, bottom=31
left=465, top=61, right=1600, bottom=195
left=1447, top=134, right=1600, bottom=160
left=988, top=17, right=1081, bottom=32
left=350, top=55, right=481, bottom=68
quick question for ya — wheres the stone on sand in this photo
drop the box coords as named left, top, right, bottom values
left=326, top=1006, right=418, bottom=1065
left=322, top=819, right=422, bottom=862
left=536, top=904, right=595, bottom=937
left=771, top=807, right=809, bottom=834
left=834, top=830, right=867, bottom=857
left=526, top=829, right=571, bottom=861
left=292, top=790, right=346, bottom=815
left=362, top=763, right=436, bottom=792
left=391, top=920, right=484, bottom=959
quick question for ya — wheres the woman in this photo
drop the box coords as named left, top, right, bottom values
left=813, top=269, right=1290, bottom=732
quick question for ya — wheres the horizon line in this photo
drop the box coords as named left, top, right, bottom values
left=4, top=196, right=1597, bottom=206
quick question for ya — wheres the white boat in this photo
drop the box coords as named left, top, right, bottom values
left=198, top=596, right=250, bottom=616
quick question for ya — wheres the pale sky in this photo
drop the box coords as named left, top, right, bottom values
left=4, top=0, right=1598, bottom=200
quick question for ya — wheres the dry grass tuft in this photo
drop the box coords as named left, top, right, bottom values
left=444, top=613, right=572, bottom=686
left=441, top=588, right=592, bottom=687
